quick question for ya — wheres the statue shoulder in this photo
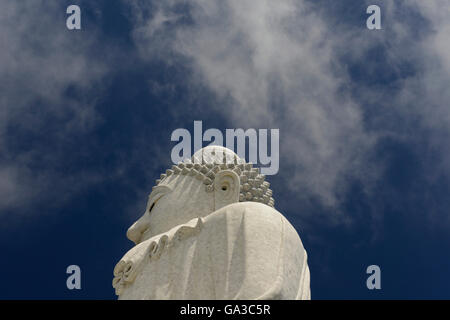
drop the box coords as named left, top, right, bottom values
left=207, top=201, right=282, bottom=223
left=201, top=202, right=308, bottom=299
left=205, top=201, right=303, bottom=246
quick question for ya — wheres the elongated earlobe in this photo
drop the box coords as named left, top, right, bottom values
left=213, top=170, right=240, bottom=210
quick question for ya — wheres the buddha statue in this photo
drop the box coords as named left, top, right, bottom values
left=113, top=146, right=310, bottom=299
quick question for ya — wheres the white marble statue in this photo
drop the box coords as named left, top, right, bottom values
left=113, top=146, right=310, bottom=299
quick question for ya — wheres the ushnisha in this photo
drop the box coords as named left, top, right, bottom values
left=113, top=146, right=310, bottom=299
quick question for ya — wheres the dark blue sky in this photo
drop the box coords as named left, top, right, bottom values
left=0, top=0, right=449, bottom=299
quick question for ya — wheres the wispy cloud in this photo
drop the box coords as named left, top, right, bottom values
left=126, top=0, right=450, bottom=227
left=127, top=0, right=377, bottom=208
left=0, top=1, right=108, bottom=213
left=2, top=0, right=449, bottom=229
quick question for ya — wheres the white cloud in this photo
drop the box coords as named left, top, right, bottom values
left=127, top=0, right=450, bottom=224
left=0, top=1, right=108, bottom=213
left=4, top=0, right=448, bottom=227
left=358, top=0, right=450, bottom=177
left=128, top=0, right=377, bottom=208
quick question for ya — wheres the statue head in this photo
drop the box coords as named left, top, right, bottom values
left=126, top=146, right=275, bottom=245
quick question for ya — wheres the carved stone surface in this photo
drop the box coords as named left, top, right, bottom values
left=113, top=146, right=310, bottom=299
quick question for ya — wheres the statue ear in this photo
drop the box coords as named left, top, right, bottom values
left=213, top=170, right=240, bottom=210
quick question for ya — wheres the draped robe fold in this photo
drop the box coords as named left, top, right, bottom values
left=113, top=202, right=310, bottom=300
